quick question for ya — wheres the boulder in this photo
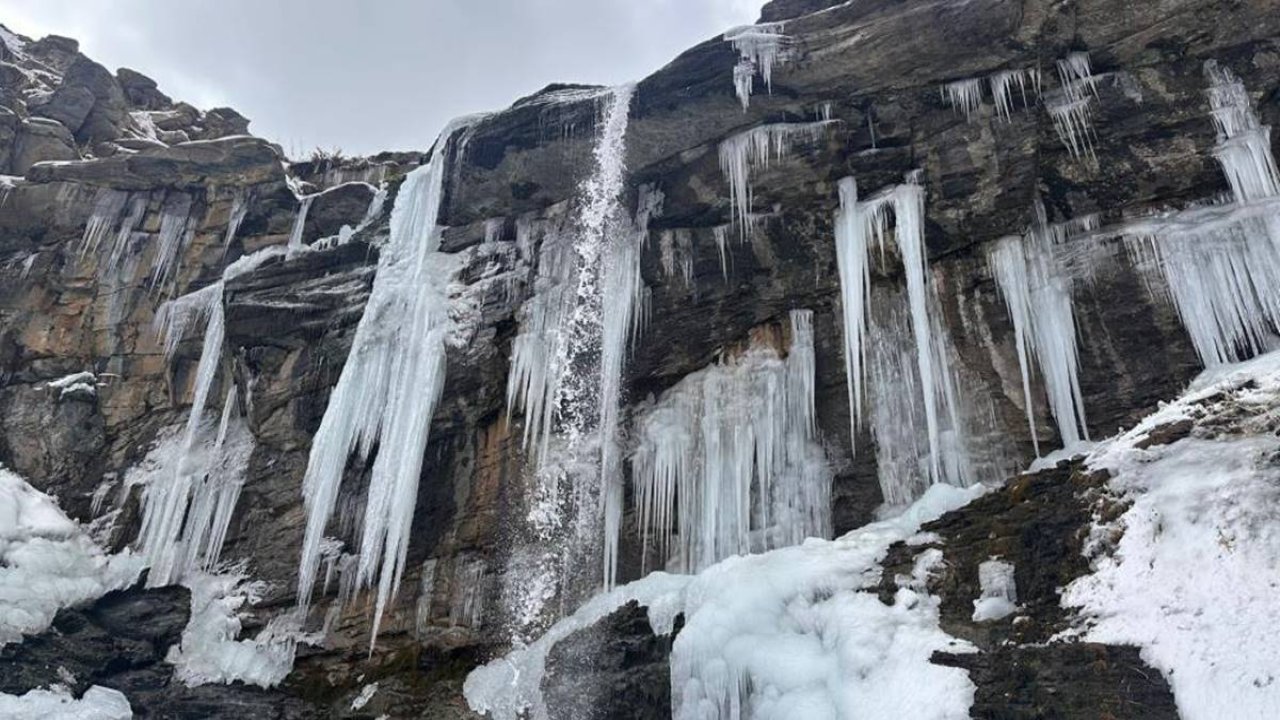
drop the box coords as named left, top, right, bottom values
left=202, top=106, right=251, bottom=139
left=11, top=116, right=78, bottom=174
left=26, top=134, right=285, bottom=190
left=115, top=66, right=172, bottom=110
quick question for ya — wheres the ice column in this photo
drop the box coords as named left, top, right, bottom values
left=296, top=118, right=475, bottom=647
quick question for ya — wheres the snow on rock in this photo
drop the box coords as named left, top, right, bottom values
left=0, top=469, right=144, bottom=646
left=1062, top=350, right=1280, bottom=719
left=465, top=482, right=987, bottom=720
left=44, top=372, right=100, bottom=398
left=350, top=682, right=378, bottom=711
left=0, top=685, right=132, bottom=720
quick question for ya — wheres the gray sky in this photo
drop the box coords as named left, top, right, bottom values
left=2, top=0, right=767, bottom=157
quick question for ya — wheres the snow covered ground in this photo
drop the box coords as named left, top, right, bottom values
left=1063, top=350, right=1280, bottom=719
left=0, top=468, right=143, bottom=646
left=466, top=483, right=986, bottom=720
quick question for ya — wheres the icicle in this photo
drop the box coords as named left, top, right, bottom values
left=833, top=173, right=974, bottom=495
left=631, top=310, right=831, bottom=573
left=79, top=189, right=129, bottom=256
left=724, top=22, right=787, bottom=110
left=713, top=224, right=731, bottom=279
left=151, top=192, right=196, bottom=290
left=296, top=117, right=479, bottom=649
left=942, top=78, right=984, bottom=120
left=1049, top=52, right=1100, bottom=159
left=287, top=194, right=314, bottom=254
left=718, top=121, right=835, bottom=235
left=989, top=68, right=1041, bottom=122
left=224, top=188, right=252, bottom=249
left=987, top=212, right=1091, bottom=454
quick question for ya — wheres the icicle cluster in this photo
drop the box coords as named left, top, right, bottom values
left=77, top=188, right=197, bottom=286
left=1049, top=52, right=1100, bottom=160
left=987, top=210, right=1093, bottom=455
left=296, top=118, right=476, bottom=647
left=718, top=121, right=834, bottom=234
left=833, top=174, right=974, bottom=502
left=630, top=310, right=831, bottom=573
left=941, top=68, right=1042, bottom=122
left=724, top=22, right=787, bottom=110
left=1125, top=62, right=1280, bottom=366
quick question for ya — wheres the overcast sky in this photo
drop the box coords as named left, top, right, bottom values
left=2, top=0, right=767, bottom=156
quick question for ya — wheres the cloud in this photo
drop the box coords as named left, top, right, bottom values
left=2, top=0, right=767, bottom=155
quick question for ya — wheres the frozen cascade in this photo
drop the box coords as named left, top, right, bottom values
left=724, top=22, right=787, bottom=110
left=140, top=277, right=256, bottom=586
left=464, top=482, right=986, bottom=720
left=987, top=211, right=1092, bottom=454
left=719, top=121, right=835, bottom=235
left=502, top=85, right=641, bottom=640
left=295, top=117, right=476, bottom=647
left=1124, top=62, right=1280, bottom=366
left=631, top=310, right=832, bottom=573
left=833, top=174, right=973, bottom=497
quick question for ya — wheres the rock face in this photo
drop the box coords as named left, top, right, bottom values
left=0, top=0, right=1278, bottom=717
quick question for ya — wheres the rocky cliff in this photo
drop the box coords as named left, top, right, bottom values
left=1, top=0, right=1279, bottom=717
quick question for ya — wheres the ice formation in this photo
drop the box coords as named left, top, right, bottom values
left=987, top=212, right=1092, bottom=454
left=989, top=68, right=1041, bottom=121
left=833, top=174, right=973, bottom=499
left=502, top=85, right=642, bottom=637
left=152, top=192, right=197, bottom=290
left=631, top=310, right=831, bottom=573
left=168, top=570, right=312, bottom=688
left=296, top=117, right=477, bottom=646
left=140, top=272, right=254, bottom=587
left=1124, top=62, right=1280, bottom=366
left=465, top=482, right=986, bottom=720
left=1062, top=350, right=1280, bottom=719
left=1048, top=52, right=1100, bottom=159
left=971, top=559, right=1018, bottom=621
left=724, top=22, right=787, bottom=110
left=942, top=78, right=983, bottom=120
left=0, top=468, right=143, bottom=646
left=286, top=193, right=314, bottom=253
left=0, top=685, right=133, bottom=719
left=719, top=121, right=835, bottom=234
left=224, top=188, right=251, bottom=248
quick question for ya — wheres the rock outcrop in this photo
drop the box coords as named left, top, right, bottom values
left=1, top=0, right=1278, bottom=716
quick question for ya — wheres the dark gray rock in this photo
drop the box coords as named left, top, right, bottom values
left=116, top=67, right=172, bottom=111
left=11, top=116, right=80, bottom=174
left=26, top=135, right=285, bottom=189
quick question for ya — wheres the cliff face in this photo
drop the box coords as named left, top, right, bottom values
left=1, top=0, right=1278, bottom=717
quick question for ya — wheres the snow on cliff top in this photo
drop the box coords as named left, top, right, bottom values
left=1063, top=350, right=1280, bottom=720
